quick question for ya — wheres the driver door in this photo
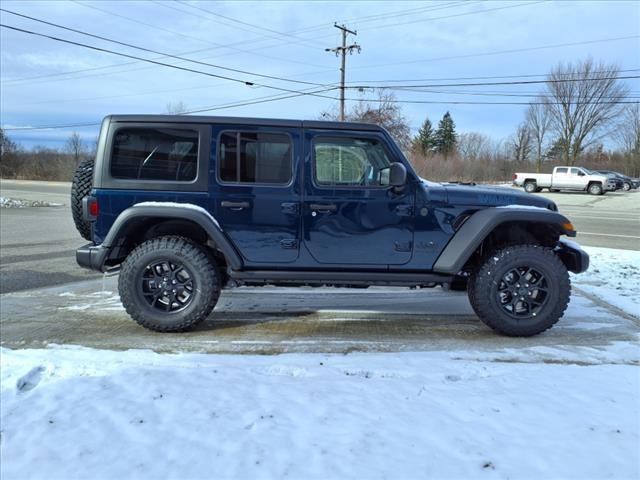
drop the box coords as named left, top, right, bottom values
left=302, top=130, right=414, bottom=266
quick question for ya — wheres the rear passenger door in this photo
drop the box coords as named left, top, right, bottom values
left=211, top=126, right=301, bottom=265
left=553, top=167, right=571, bottom=188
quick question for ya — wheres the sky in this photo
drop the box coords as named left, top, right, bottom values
left=1, top=0, right=639, bottom=149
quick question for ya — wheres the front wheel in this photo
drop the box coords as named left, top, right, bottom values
left=119, top=236, right=220, bottom=332
left=469, top=245, right=570, bottom=336
left=588, top=183, right=603, bottom=195
left=623, top=182, right=631, bottom=191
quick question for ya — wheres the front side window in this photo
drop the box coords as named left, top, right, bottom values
left=111, top=128, right=198, bottom=181
left=313, top=136, right=392, bottom=187
left=218, top=131, right=292, bottom=185
left=570, top=168, right=582, bottom=175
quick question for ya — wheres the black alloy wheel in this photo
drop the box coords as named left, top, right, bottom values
left=140, top=259, right=195, bottom=313
left=495, top=266, right=549, bottom=319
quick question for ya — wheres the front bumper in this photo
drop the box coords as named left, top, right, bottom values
left=76, top=243, right=111, bottom=272
left=555, top=238, right=589, bottom=274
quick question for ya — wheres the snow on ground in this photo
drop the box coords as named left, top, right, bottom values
left=0, top=196, right=63, bottom=208
left=1, top=345, right=638, bottom=480
left=573, top=247, right=640, bottom=317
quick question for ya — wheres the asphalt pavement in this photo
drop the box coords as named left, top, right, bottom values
left=0, top=180, right=99, bottom=294
left=1, top=276, right=637, bottom=354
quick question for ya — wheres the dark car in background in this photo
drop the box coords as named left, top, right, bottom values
left=594, top=170, right=639, bottom=191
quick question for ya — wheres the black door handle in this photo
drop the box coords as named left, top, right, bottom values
left=221, top=200, right=250, bottom=210
left=310, top=203, right=337, bottom=212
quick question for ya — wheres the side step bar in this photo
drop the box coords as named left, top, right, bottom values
left=228, top=269, right=453, bottom=287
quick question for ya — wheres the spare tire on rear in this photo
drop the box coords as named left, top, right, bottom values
left=71, top=158, right=95, bottom=241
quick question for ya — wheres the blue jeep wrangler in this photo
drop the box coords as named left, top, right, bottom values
left=73, top=115, right=589, bottom=336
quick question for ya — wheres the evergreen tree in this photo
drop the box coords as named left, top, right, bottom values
left=435, top=111, right=457, bottom=158
left=414, top=118, right=436, bottom=154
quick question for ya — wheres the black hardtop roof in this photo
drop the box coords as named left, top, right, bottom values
left=106, top=114, right=383, bottom=132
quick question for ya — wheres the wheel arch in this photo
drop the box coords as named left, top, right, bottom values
left=101, top=204, right=243, bottom=270
left=432, top=208, right=575, bottom=274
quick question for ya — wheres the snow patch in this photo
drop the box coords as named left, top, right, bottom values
left=0, top=196, right=63, bottom=208
left=1, top=346, right=638, bottom=479
left=573, top=246, right=640, bottom=317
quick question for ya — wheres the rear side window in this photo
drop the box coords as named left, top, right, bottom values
left=556, top=167, right=568, bottom=174
left=111, top=128, right=198, bottom=181
left=218, top=131, right=292, bottom=185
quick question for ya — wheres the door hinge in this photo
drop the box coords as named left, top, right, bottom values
left=394, top=204, right=413, bottom=216
left=394, top=241, right=412, bottom=252
left=280, top=239, right=298, bottom=249
left=281, top=202, right=299, bottom=215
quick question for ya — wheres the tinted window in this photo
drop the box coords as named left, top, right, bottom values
left=218, top=132, right=292, bottom=184
left=556, top=167, right=568, bottom=174
left=313, top=137, right=392, bottom=187
left=111, top=128, right=198, bottom=181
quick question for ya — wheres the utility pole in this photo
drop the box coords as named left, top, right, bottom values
left=326, top=24, right=361, bottom=121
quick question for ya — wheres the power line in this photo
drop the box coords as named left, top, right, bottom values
left=2, top=87, right=339, bottom=131
left=0, top=9, right=328, bottom=87
left=172, top=0, right=325, bottom=49
left=345, top=68, right=640, bottom=84
left=71, top=0, right=327, bottom=68
left=357, top=1, right=547, bottom=31
left=345, top=75, right=640, bottom=89
left=351, top=34, right=640, bottom=70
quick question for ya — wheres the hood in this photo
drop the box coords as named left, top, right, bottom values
left=422, top=180, right=557, bottom=210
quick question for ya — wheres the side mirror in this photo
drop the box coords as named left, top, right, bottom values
left=578, top=171, right=585, bottom=176
left=380, top=162, right=407, bottom=187
left=390, top=162, right=407, bottom=187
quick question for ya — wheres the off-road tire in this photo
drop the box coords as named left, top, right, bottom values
left=469, top=244, right=570, bottom=337
left=119, top=236, right=220, bottom=332
left=588, top=182, right=603, bottom=195
left=524, top=181, right=537, bottom=193
left=623, top=182, right=631, bottom=191
left=71, top=158, right=95, bottom=240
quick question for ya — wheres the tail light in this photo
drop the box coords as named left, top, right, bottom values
left=83, top=196, right=99, bottom=221
left=512, top=173, right=518, bottom=180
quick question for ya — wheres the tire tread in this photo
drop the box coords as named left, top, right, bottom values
left=118, top=236, right=220, bottom=332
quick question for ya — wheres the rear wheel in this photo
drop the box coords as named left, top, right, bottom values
left=119, top=236, right=220, bottom=332
left=588, top=183, right=603, bottom=195
left=524, top=181, right=537, bottom=193
left=469, top=244, right=570, bottom=336
left=70, top=158, right=94, bottom=240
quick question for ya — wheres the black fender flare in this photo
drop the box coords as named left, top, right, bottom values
left=102, top=203, right=243, bottom=270
left=432, top=207, right=575, bottom=274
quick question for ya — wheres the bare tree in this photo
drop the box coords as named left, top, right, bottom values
left=616, top=104, right=640, bottom=176
left=321, top=90, right=412, bottom=150
left=543, top=58, right=629, bottom=165
left=525, top=99, right=551, bottom=172
left=65, top=132, right=86, bottom=165
left=457, top=132, right=491, bottom=161
left=511, top=123, right=533, bottom=163
left=165, top=101, right=189, bottom=115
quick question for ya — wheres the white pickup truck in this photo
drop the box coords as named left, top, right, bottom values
left=513, top=166, right=616, bottom=195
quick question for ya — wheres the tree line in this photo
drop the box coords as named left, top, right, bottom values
left=1, top=58, right=638, bottom=183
